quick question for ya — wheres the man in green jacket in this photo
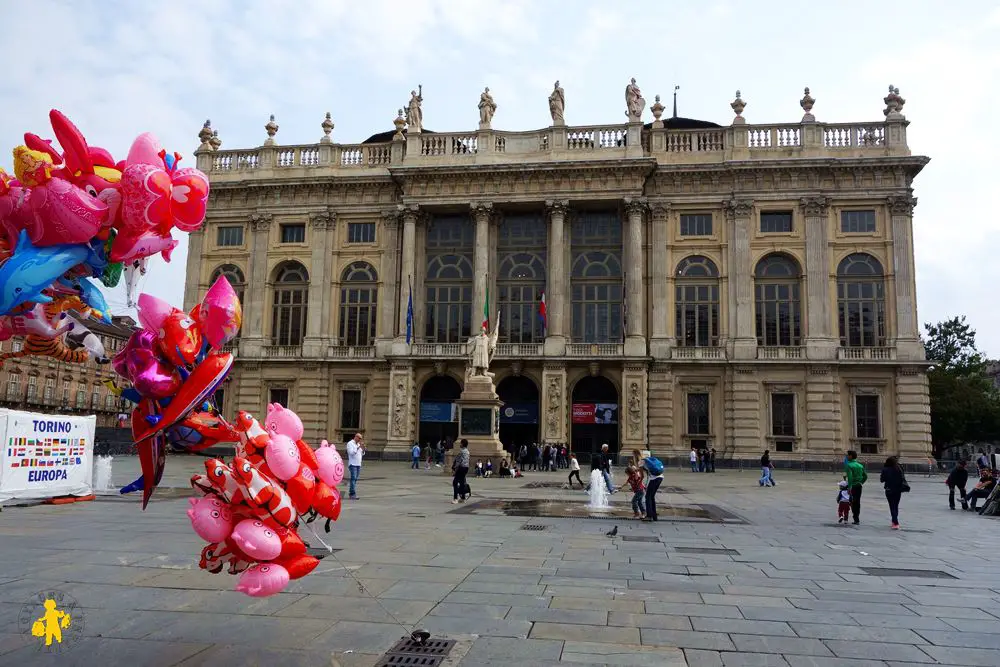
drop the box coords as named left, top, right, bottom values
left=844, top=450, right=868, bottom=524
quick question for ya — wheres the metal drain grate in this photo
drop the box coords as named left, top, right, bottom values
left=860, top=567, right=957, bottom=579
left=621, top=536, right=661, bottom=543
left=376, top=637, right=457, bottom=667
left=521, top=524, right=548, bottom=531
left=674, top=547, right=740, bottom=556
left=521, top=481, right=570, bottom=489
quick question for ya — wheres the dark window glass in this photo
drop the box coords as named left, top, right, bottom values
left=570, top=211, right=622, bottom=343
left=841, top=210, right=876, bottom=234
left=348, top=222, right=376, bottom=244
left=687, top=392, right=710, bottom=435
left=499, top=214, right=547, bottom=343
left=271, top=263, right=308, bottom=346
left=426, top=217, right=474, bottom=343
left=836, top=254, right=886, bottom=347
left=760, top=211, right=793, bottom=233
left=217, top=226, right=244, bottom=246
left=754, top=255, right=802, bottom=347
left=213, top=388, right=225, bottom=413
left=269, top=388, right=289, bottom=408
left=675, top=256, right=719, bottom=347
left=280, top=224, right=306, bottom=243
left=339, top=262, right=378, bottom=346
left=341, top=390, right=362, bottom=430
left=680, top=214, right=712, bottom=236
left=855, top=395, right=881, bottom=439
left=771, top=393, right=796, bottom=436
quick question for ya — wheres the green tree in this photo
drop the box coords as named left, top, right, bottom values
left=923, top=316, right=1000, bottom=457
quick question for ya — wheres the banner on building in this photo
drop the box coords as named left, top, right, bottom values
left=500, top=403, right=538, bottom=424
left=419, top=402, right=458, bottom=423
left=0, top=410, right=95, bottom=504
left=571, top=403, right=619, bottom=425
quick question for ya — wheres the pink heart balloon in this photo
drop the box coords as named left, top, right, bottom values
left=137, top=293, right=175, bottom=333
left=199, top=275, right=242, bottom=349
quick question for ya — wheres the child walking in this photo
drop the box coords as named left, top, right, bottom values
left=621, top=464, right=646, bottom=519
left=837, top=479, right=851, bottom=523
left=567, top=453, right=583, bottom=488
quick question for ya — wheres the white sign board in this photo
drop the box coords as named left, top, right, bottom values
left=0, top=409, right=95, bottom=504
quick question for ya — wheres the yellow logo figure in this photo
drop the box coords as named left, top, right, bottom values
left=31, top=599, right=71, bottom=646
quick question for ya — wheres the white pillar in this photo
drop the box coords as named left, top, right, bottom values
left=544, top=200, right=568, bottom=355
left=471, top=202, right=493, bottom=332
left=724, top=198, right=755, bottom=359
left=649, top=203, right=670, bottom=358
left=623, top=198, right=647, bottom=356
left=397, top=206, right=419, bottom=341
left=800, top=196, right=836, bottom=359
left=377, top=208, right=401, bottom=357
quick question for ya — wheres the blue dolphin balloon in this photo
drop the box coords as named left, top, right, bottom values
left=76, top=278, right=111, bottom=323
left=0, top=230, right=94, bottom=316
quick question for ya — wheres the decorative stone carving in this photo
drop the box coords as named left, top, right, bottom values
left=887, top=194, right=918, bottom=216
left=623, top=197, right=648, bottom=218
left=800, top=87, right=815, bottom=121
left=391, top=376, right=407, bottom=438
left=723, top=197, right=754, bottom=219
left=798, top=196, right=830, bottom=217
left=548, top=81, right=565, bottom=126
left=198, top=120, right=213, bottom=148
left=309, top=210, right=335, bottom=230
left=627, top=380, right=642, bottom=440
left=321, top=112, right=334, bottom=139
left=650, top=203, right=671, bottom=221
left=588, top=362, right=600, bottom=377
left=406, top=85, right=423, bottom=133
left=730, top=90, right=746, bottom=122
left=545, top=200, right=569, bottom=218
left=264, top=114, right=279, bottom=142
left=380, top=208, right=401, bottom=230
left=510, top=360, right=523, bottom=377
left=883, top=85, right=905, bottom=117
left=545, top=375, right=562, bottom=440
left=393, top=109, right=406, bottom=139
left=248, top=211, right=273, bottom=232
left=650, top=95, right=665, bottom=127
left=625, top=78, right=645, bottom=122
left=209, top=131, right=222, bottom=150
left=478, top=87, right=497, bottom=128
left=470, top=201, right=494, bottom=220
left=433, top=361, right=447, bottom=377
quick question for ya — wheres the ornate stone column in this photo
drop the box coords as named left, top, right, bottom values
left=648, top=204, right=671, bottom=359
left=895, top=367, right=931, bottom=461
left=888, top=194, right=923, bottom=360
left=647, top=363, right=675, bottom=452
left=724, top=198, right=755, bottom=359
left=471, top=202, right=494, bottom=333
left=242, top=210, right=273, bottom=357
left=396, top=205, right=419, bottom=351
left=385, top=362, right=415, bottom=453
left=622, top=363, right=648, bottom=450
left=623, top=198, right=647, bottom=356
left=805, top=365, right=841, bottom=457
left=542, top=363, right=567, bottom=448
left=799, top=196, right=836, bottom=359
left=182, top=229, right=205, bottom=312
left=544, top=200, right=569, bottom=356
left=377, top=208, right=401, bottom=357
left=304, top=209, right=335, bottom=357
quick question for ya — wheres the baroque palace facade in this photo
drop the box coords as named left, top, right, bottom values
left=184, top=84, right=930, bottom=462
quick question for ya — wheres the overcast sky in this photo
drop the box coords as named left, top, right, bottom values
left=2, top=1, right=998, bottom=354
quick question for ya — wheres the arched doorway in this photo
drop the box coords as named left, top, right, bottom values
left=571, top=375, right=619, bottom=463
left=497, top=375, right=539, bottom=453
left=419, top=375, right=462, bottom=450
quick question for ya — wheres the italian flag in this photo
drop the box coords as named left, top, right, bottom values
left=482, top=285, right=490, bottom=331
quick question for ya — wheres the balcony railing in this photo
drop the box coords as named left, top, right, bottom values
left=757, top=346, right=805, bottom=360
left=566, top=343, right=624, bottom=357
left=327, top=345, right=375, bottom=359
left=495, top=343, right=544, bottom=358
left=411, top=343, right=464, bottom=357
left=262, top=345, right=303, bottom=359
left=837, top=347, right=896, bottom=361
left=672, top=347, right=726, bottom=360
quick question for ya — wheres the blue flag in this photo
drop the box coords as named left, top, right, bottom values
left=405, top=280, right=414, bottom=344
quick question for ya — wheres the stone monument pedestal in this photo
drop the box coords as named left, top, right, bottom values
left=449, top=374, right=507, bottom=462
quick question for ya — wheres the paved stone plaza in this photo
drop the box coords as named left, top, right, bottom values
left=1, top=459, right=999, bottom=666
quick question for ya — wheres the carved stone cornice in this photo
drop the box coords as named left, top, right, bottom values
left=400, top=204, right=423, bottom=225
left=380, top=208, right=402, bottom=230
left=650, top=202, right=671, bottom=221
left=248, top=211, right=273, bottom=232
left=623, top=197, right=649, bottom=219
left=545, top=199, right=570, bottom=220
left=470, top=201, right=495, bottom=222
left=798, top=195, right=830, bottom=217
left=308, top=209, right=336, bottom=230
left=886, top=194, right=918, bottom=216
left=723, top=197, right=754, bottom=219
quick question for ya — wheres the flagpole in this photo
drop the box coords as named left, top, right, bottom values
left=622, top=271, right=627, bottom=344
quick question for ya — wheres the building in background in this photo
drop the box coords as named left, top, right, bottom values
left=0, top=315, right=137, bottom=427
left=184, top=83, right=930, bottom=462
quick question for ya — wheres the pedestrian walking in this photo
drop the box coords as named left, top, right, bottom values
left=620, top=465, right=646, bottom=519
left=759, top=450, right=774, bottom=487
left=836, top=479, right=852, bottom=523
left=411, top=441, right=421, bottom=469
left=880, top=455, right=909, bottom=529
left=844, top=450, right=868, bottom=524
left=452, top=439, right=471, bottom=504
left=597, top=443, right=615, bottom=493
left=642, top=454, right=665, bottom=522
left=947, top=459, right=969, bottom=510
left=709, top=448, right=717, bottom=473
left=346, top=432, right=365, bottom=500
left=689, top=447, right=698, bottom=472
left=568, top=453, right=583, bottom=488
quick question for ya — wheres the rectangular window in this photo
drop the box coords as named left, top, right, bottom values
left=770, top=393, right=796, bottom=437
left=27, top=376, right=37, bottom=400
left=686, top=392, right=710, bottom=435
left=341, top=390, right=362, bottom=430
left=841, top=210, right=876, bottom=234
left=854, top=394, right=881, bottom=439
left=216, top=225, right=244, bottom=246
left=269, top=388, right=289, bottom=408
left=44, top=378, right=54, bottom=401
left=679, top=214, right=712, bottom=236
left=280, top=224, right=306, bottom=244
left=213, top=389, right=225, bottom=413
left=347, top=222, right=376, bottom=244
left=760, top=211, right=793, bottom=233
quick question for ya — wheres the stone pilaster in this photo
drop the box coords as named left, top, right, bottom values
left=471, top=202, right=494, bottom=332
left=183, top=229, right=205, bottom=311
left=647, top=364, right=674, bottom=453
left=395, top=205, right=420, bottom=353
left=805, top=365, right=840, bottom=458
left=542, top=363, right=567, bottom=448
left=295, top=361, right=329, bottom=443
left=731, top=365, right=760, bottom=454
left=895, top=367, right=931, bottom=461
left=724, top=198, right=755, bottom=359
left=304, top=209, right=335, bottom=357
left=622, top=363, right=648, bottom=451
left=648, top=204, right=671, bottom=359
left=377, top=208, right=401, bottom=357
left=888, top=194, right=923, bottom=360
left=623, top=198, right=647, bottom=356
left=386, top=362, right=415, bottom=453
left=242, top=211, right=273, bottom=357
left=544, top=200, right=569, bottom=356
left=800, top=196, right=836, bottom=359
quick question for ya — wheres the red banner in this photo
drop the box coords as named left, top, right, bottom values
left=572, top=403, right=596, bottom=424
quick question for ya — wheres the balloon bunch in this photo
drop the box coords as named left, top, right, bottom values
left=187, top=405, right=346, bottom=597
left=0, top=109, right=209, bottom=367
left=113, top=276, right=242, bottom=508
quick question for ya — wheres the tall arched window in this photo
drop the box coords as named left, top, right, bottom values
left=571, top=212, right=623, bottom=343
left=211, top=264, right=245, bottom=338
left=675, top=256, right=720, bottom=347
left=339, top=262, right=378, bottom=346
left=754, top=254, right=802, bottom=347
left=499, top=214, right=546, bottom=343
left=837, top=253, right=886, bottom=347
left=425, top=217, right=474, bottom=343
left=271, top=262, right=309, bottom=347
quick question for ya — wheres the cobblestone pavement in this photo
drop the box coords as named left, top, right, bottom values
left=1, top=458, right=999, bottom=666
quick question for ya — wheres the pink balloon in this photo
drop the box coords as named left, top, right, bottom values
left=137, top=293, right=175, bottom=332
left=235, top=563, right=289, bottom=597
left=265, top=404, right=303, bottom=441
left=265, top=434, right=301, bottom=481
left=114, top=329, right=181, bottom=397
left=126, top=132, right=163, bottom=168
left=315, top=440, right=345, bottom=486
left=230, top=519, right=282, bottom=561
left=199, top=275, right=243, bottom=349
left=187, top=496, right=233, bottom=543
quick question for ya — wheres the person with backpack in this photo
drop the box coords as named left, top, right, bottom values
left=642, top=452, right=665, bottom=521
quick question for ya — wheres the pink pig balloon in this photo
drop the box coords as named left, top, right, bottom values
left=136, top=293, right=175, bottom=333
left=186, top=496, right=233, bottom=543
left=264, top=403, right=303, bottom=440
left=199, top=275, right=243, bottom=349
left=265, top=434, right=301, bottom=481
left=315, top=440, right=345, bottom=486
left=235, top=563, right=290, bottom=597
left=229, top=519, right=282, bottom=561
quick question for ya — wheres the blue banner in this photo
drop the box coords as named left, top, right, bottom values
left=420, top=402, right=456, bottom=423
left=500, top=403, right=538, bottom=424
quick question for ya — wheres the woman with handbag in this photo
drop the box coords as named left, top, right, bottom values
left=880, top=456, right=909, bottom=530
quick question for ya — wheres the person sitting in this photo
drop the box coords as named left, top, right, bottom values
left=498, top=459, right=510, bottom=478
left=484, top=460, right=493, bottom=478
left=967, top=470, right=996, bottom=513
left=474, top=459, right=484, bottom=477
